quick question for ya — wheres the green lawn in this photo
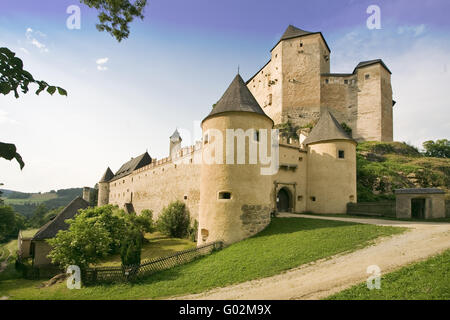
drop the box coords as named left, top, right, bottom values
left=0, top=217, right=406, bottom=300
left=327, top=249, right=450, bottom=300
left=95, top=232, right=196, bottom=267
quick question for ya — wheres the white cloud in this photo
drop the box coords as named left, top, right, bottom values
left=96, top=57, right=109, bottom=71
left=25, top=27, right=49, bottom=53
left=96, top=57, right=109, bottom=65
left=397, top=24, right=426, bottom=37
left=20, top=47, right=29, bottom=55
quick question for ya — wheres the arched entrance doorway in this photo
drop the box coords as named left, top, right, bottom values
left=277, top=188, right=291, bottom=212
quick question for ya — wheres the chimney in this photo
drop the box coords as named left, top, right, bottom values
left=82, top=187, right=91, bottom=203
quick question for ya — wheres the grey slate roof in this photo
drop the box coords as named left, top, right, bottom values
left=303, top=109, right=355, bottom=145
left=110, top=152, right=152, bottom=182
left=99, top=167, right=114, bottom=183
left=170, top=129, right=182, bottom=142
left=203, top=74, right=271, bottom=123
left=394, top=188, right=445, bottom=194
left=32, top=197, right=89, bottom=241
left=270, top=25, right=331, bottom=52
left=354, top=59, right=392, bottom=74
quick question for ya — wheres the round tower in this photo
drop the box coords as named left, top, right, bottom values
left=198, top=74, right=274, bottom=245
left=98, top=167, right=114, bottom=206
left=304, top=109, right=357, bottom=214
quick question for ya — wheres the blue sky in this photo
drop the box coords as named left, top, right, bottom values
left=1, top=0, right=449, bottom=192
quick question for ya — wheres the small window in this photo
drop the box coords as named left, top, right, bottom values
left=338, top=150, right=345, bottom=159
left=218, top=192, right=231, bottom=200
left=365, top=74, right=370, bottom=80
left=184, top=195, right=188, bottom=200
left=310, top=196, right=316, bottom=202
left=297, top=195, right=303, bottom=201
left=254, top=130, right=260, bottom=142
left=325, top=79, right=329, bottom=84
left=298, top=157, right=303, bottom=162
left=344, top=79, right=348, bottom=84
left=299, top=42, right=303, bottom=47
left=204, top=134, right=209, bottom=144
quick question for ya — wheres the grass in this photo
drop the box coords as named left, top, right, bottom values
left=20, top=229, right=39, bottom=239
left=0, top=217, right=406, bottom=300
left=327, top=249, right=450, bottom=300
left=297, top=212, right=450, bottom=223
left=94, top=232, right=196, bottom=267
left=3, top=193, right=58, bottom=205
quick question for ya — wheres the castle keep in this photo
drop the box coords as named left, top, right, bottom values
left=247, top=25, right=394, bottom=142
left=96, top=25, right=394, bottom=245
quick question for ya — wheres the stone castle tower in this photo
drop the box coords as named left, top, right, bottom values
left=199, top=75, right=274, bottom=244
left=247, top=25, right=394, bottom=142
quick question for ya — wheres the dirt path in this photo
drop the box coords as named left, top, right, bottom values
left=174, top=214, right=450, bottom=300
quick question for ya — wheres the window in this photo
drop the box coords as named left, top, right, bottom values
left=298, top=157, right=303, bottom=162
left=297, top=195, right=303, bottom=201
left=325, top=79, right=329, bottom=84
left=254, top=130, right=260, bottom=142
left=218, top=192, right=231, bottom=200
left=310, top=196, right=316, bottom=202
left=204, top=134, right=209, bottom=144
left=338, top=150, right=345, bottom=159
left=184, top=195, right=188, bottom=200
left=365, top=74, right=370, bottom=80
left=344, top=79, right=348, bottom=84
left=299, top=42, right=303, bottom=47
left=268, top=93, right=272, bottom=106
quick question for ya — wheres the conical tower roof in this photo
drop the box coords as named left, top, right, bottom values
left=203, top=74, right=271, bottom=123
left=170, top=129, right=182, bottom=142
left=99, top=167, right=114, bottom=183
left=303, top=110, right=355, bottom=145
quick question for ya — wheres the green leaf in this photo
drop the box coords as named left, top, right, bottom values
left=57, top=87, right=68, bottom=96
left=47, top=86, right=56, bottom=95
left=0, top=82, right=11, bottom=95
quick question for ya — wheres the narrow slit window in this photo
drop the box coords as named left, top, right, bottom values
left=338, top=150, right=345, bottom=159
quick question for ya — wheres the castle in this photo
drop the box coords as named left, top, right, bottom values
left=96, top=25, right=394, bottom=245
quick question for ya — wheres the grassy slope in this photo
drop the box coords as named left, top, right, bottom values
left=0, top=217, right=405, bottom=300
left=357, top=142, right=450, bottom=201
left=95, top=232, right=196, bottom=267
left=328, top=249, right=450, bottom=300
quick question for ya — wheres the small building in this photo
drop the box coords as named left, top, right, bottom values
left=30, top=197, right=89, bottom=266
left=395, top=188, right=446, bottom=219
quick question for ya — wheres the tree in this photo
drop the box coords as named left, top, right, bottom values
left=275, top=121, right=300, bottom=141
left=47, top=217, right=111, bottom=268
left=28, top=203, right=48, bottom=228
left=81, top=0, right=148, bottom=42
left=0, top=206, right=16, bottom=242
left=423, top=139, right=450, bottom=158
left=157, top=201, right=191, bottom=238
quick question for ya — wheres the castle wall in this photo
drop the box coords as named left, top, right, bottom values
left=320, top=74, right=358, bottom=130
left=274, top=141, right=308, bottom=213
left=247, top=45, right=283, bottom=124
left=306, top=140, right=357, bottom=214
left=108, top=147, right=202, bottom=220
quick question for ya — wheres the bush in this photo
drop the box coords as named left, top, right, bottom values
left=423, top=139, right=450, bottom=158
left=137, top=209, right=154, bottom=234
left=188, top=219, right=198, bottom=242
left=120, top=234, right=142, bottom=267
left=157, top=201, right=190, bottom=238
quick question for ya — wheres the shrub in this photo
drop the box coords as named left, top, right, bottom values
left=137, top=209, right=154, bottom=234
left=188, top=219, right=198, bottom=242
left=423, top=139, right=450, bottom=158
left=120, top=233, right=142, bottom=266
left=157, top=201, right=190, bottom=238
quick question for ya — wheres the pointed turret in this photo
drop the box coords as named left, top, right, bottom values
left=170, top=129, right=182, bottom=143
left=169, top=129, right=182, bottom=159
left=202, top=74, right=271, bottom=123
left=303, top=109, right=354, bottom=145
left=99, top=167, right=114, bottom=183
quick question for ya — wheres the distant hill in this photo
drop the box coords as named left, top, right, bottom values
left=0, top=188, right=83, bottom=217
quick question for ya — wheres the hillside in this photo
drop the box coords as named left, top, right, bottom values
left=357, top=142, right=450, bottom=201
left=0, top=188, right=83, bottom=217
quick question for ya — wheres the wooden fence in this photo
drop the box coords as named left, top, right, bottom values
left=82, top=241, right=223, bottom=285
